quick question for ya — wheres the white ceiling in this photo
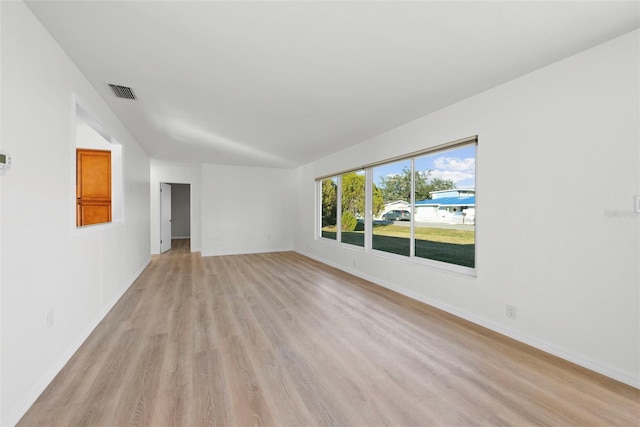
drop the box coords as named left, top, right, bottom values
left=26, top=1, right=640, bottom=168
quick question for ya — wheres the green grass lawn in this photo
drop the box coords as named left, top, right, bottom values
left=321, top=224, right=475, bottom=268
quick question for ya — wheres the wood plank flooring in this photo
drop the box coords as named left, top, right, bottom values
left=19, top=239, right=640, bottom=426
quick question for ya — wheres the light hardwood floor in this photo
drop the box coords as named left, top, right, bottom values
left=19, top=239, right=639, bottom=426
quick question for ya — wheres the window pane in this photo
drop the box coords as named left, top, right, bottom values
left=414, top=144, right=475, bottom=267
left=340, top=171, right=365, bottom=247
left=321, top=177, right=337, bottom=240
left=372, top=159, right=411, bottom=256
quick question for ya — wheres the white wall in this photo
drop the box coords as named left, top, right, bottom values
left=150, top=162, right=293, bottom=256
left=201, top=164, right=293, bottom=256
left=294, top=30, right=640, bottom=387
left=171, top=184, right=191, bottom=238
left=0, top=3, right=151, bottom=425
left=76, top=122, right=111, bottom=150
left=0, top=2, right=4, bottom=419
left=150, top=160, right=201, bottom=253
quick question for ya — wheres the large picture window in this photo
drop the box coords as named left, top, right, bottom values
left=317, top=137, right=476, bottom=274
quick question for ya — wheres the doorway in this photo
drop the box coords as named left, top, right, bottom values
left=160, top=182, right=191, bottom=253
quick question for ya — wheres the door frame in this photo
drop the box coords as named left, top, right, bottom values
left=157, top=181, right=193, bottom=253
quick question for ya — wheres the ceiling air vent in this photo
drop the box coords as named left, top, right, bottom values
left=108, top=84, right=137, bottom=100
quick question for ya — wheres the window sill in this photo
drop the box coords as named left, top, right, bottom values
left=73, top=220, right=124, bottom=236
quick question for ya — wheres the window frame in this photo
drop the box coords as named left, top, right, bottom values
left=316, top=136, right=477, bottom=277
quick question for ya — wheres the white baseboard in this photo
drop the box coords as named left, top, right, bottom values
left=171, top=235, right=190, bottom=239
left=2, top=258, right=152, bottom=427
left=201, top=247, right=293, bottom=258
left=297, top=250, right=640, bottom=390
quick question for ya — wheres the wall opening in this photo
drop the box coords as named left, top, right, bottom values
left=159, top=182, right=191, bottom=253
left=74, top=103, right=123, bottom=228
left=171, top=183, right=191, bottom=239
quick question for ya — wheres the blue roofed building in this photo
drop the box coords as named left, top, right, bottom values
left=415, top=189, right=475, bottom=224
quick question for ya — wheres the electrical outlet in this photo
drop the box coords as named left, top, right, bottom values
left=506, top=304, right=517, bottom=319
left=352, top=259, right=357, bottom=267
left=46, top=309, right=54, bottom=328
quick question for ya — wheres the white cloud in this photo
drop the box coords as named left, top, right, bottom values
left=429, top=169, right=474, bottom=184
left=433, top=156, right=475, bottom=172
left=416, top=156, right=476, bottom=185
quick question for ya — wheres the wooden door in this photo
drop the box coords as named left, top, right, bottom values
left=77, top=149, right=111, bottom=226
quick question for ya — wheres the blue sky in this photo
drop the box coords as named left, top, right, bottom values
left=372, top=144, right=475, bottom=189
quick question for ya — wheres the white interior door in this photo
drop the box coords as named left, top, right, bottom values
left=160, top=183, right=172, bottom=253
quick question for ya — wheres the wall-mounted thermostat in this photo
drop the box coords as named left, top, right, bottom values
left=0, top=150, right=11, bottom=170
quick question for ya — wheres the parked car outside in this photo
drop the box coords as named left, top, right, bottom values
left=382, top=210, right=411, bottom=221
